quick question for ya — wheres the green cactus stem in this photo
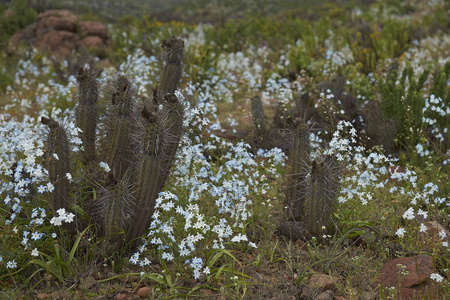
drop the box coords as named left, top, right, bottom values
left=102, top=173, right=135, bottom=248
left=285, top=119, right=310, bottom=221
left=156, top=36, right=185, bottom=103
left=304, top=156, right=340, bottom=237
left=75, top=67, right=100, bottom=163
left=126, top=106, right=162, bottom=244
left=41, top=116, right=71, bottom=211
left=103, top=76, right=137, bottom=181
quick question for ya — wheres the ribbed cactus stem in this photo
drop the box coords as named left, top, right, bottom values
left=304, top=156, right=339, bottom=236
left=75, top=67, right=100, bottom=162
left=126, top=107, right=162, bottom=244
left=104, top=76, right=136, bottom=180
left=157, top=36, right=184, bottom=103
left=41, top=117, right=70, bottom=211
left=159, top=94, right=184, bottom=190
left=251, top=96, right=266, bottom=136
left=103, top=173, right=134, bottom=247
left=285, top=119, right=310, bottom=220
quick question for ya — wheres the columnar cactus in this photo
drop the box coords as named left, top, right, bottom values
left=102, top=75, right=137, bottom=181
left=75, top=67, right=100, bottom=163
left=304, top=156, right=340, bottom=236
left=285, top=118, right=310, bottom=220
left=41, top=117, right=70, bottom=211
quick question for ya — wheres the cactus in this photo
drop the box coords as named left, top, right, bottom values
left=285, top=118, right=310, bottom=221
left=126, top=106, right=163, bottom=243
left=41, top=117, right=70, bottom=211
left=157, top=36, right=184, bottom=104
left=102, top=173, right=135, bottom=248
left=304, top=156, right=340, bottom=237
left=251, top=95, right=268, bottom=147
left=102, top=75, right=137, bottom=181
left=40, top=36, right=186, bottom=252
left=75, top=67, right=101, bottom=163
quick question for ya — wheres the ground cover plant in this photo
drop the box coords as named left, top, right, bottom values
left=0, top=0, right=450, bottom=299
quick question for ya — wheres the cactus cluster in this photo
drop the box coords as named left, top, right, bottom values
left=283, top=118, right=340, bottom=238
left=250, top=94, right=341, bottom=238
left=41, top=36, right=185, bottom=251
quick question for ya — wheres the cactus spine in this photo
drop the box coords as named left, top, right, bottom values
left=75, top=67, right=100, bottom=163
left=41, top=117, right=70, bottom=211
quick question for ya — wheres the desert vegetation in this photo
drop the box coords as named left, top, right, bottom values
left=0, top=0, right=449, bottom=299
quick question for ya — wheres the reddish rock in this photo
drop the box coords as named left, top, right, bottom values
left=79, top=21, right=109, bottom=40
left=36, top=31, right=80, bottom=57
left=115, top=293, right=127, bottom=300
left=373, top=254, right=438, bottom=299
left=424, top=221, right=450, bottom=242
left=295, top=239, right=308, bottom=250
left=80, top=36, right=106, bottom=49
left=137, top=286, right=152, bottom=298
left=7, top=9, right=110, bottom=59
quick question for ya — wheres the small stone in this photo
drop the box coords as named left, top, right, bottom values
left=308, top=273, right=339, bottom=291
left=137, top=286, right=152, bottom=298
left=314, top=290, right=334, bottom=300
left=334, top=296, right=346, bottom=300
left=81, top=275, right=97, bottom=290
left=107, top=271, right=118, bottom=278
left=295, top=239, right=308, bottom=250
left=301, top=286, right=311, bottom=298
left=200, top=289, right=214, bottom=297
left=115, top=293, right=127, bottom=300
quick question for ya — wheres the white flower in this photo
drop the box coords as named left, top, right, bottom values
left=31, top=248, right=39, bottom=257
left=65, top=213, right=75, bottom=223
left=6, top=260, right=17, bottom=269
left=53, top=153, right=59, bottom=160
left=402, top=207, right=415, bottom=220
left=430, top=273, right=444, bottom=283
left=396, top=228, right=406, bottom=237
left=419, top=223, right=427, bottom=233
left=66, top=173, right=72, bottom=182
left=99, top=162, right=111, bottom=172
left=47, top=182, right=55, bottom=192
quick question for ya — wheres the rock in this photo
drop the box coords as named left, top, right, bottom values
left=107, top=271, right=118, bottom=278
left=7, top=9, right=110, bottom=59
left=200, top=289, right=214, bottom=298
left=37, top=30, right=80, bottom=56
left=115, top=293, right=127, bottom=300
left=308, top=273, right=339, bottom=292
left=334, top=296, right=346, bottom=300
left=373, top=254, right=438, bottom=299
left=137, top=286, right=152, bottom=298
left=423, top=221, right=450, bottom=243
left=79, top=21, right=109, bottom=40
left=314, top=290, right=334, bottom=300
left=295, top=239, right=308, bottom=250
left=81, top=275, right=97, bottom=290
left=80, top=36, right=106, bottom=49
